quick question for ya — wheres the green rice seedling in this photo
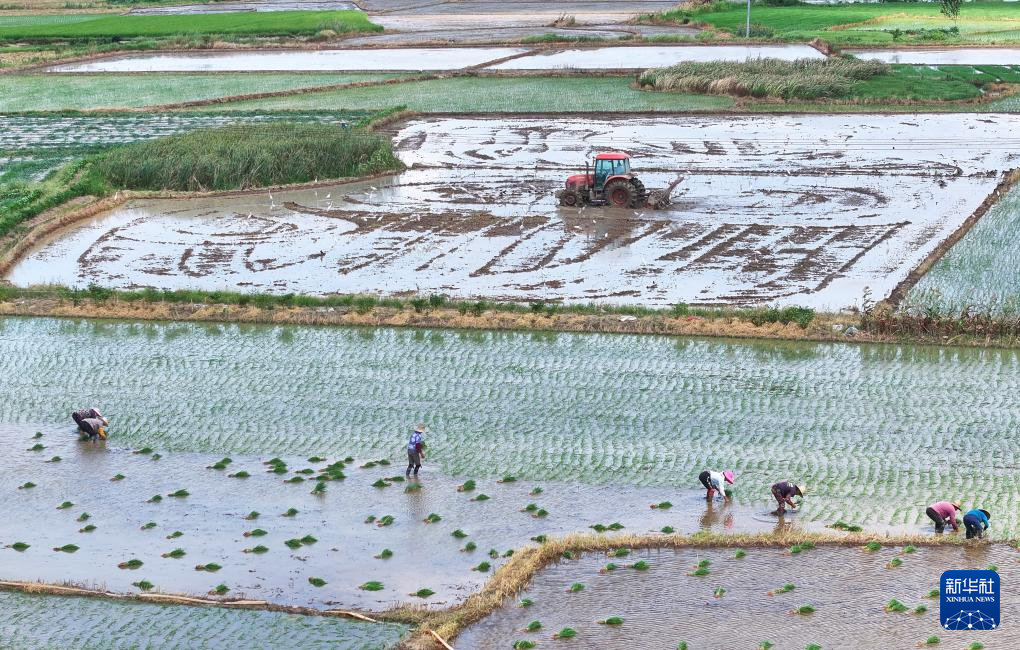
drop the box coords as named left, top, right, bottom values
left=522, top=503, right=538, bottom=513
left=903, top=545, right=917, bottom=554
left=162, top=548, right=186, bottom=559
left=661, top=526, right=675, bottom=534
left=211, top=584, right=229, bottom=596
left=344, top=457, right=354, bottom=463
left=531, top=535, right=548, bottom=543
left=600, top=563, right=619, bottom=574
left=424, top=513, right=442, bottom=523
left=514, top=641, right=536, bottom=649
left=599, top=617, right=624, bottom=626
left=285, top=476, right=305, bottom=483
left=404, top=483, right=421, bottom=493
left=530, top=486, right=543, bottom=496
left=210, top=462, right=228, bottom=471
left=151, top=454, right=162, bottom=461
left=630, top=560, right=650, bottom=571
left=28, top=443, right=44, bottom=452
left=553, top=628, right=577, bottom=639
left=228, top=471, right=250, bottom=478
left=118, top=559, right=143, bottom=569
left=914, top=604, right=928, bottom=614
left=696, top=559, right=710, bottom=569
left=608, top=522, right=624, bottom=531
left=384, top=475, right=404, bottom=482
left=284, top=539, right=303, bottom=549
left=689, top=567, right=710, bottom=577
left=768, top=583, right=795, bottom=596
left=462, top=541, right=477, bottom=552
left=245, top=511, right=260, bottom=520
left=472, top=493, right=490, bottom=502
left=17, top=482, right=35, bottom=489
left=56, top=501, right=73, bottom=510
left=457, top=480, right=476, bottom=492
left=534, top=509, right=549, bottom=518
left=310, top=482, right=327, bottom=494
left=132, top=580, right=153, bottom=591
left=141, top=522, right=157, bottom=530
left=504, top=550, right=515, bottom=557
left=757, top=643, right=773, bottom=650
left=361, top=461, right=378, bottom=469
left=451, top=529, right=468, bottom=539
left=735, top=549, right=747, bottom=559
left=591, top=523, right=608, bottom=532
left=364, top=515, right=376, bottom=524
left=567, top=582, right=584, bottom=593
left=612, top=548, right=631, bottom=558
left=167, top=489, right=189, bottom=498
left=519, top=598, right=534, bottom=607
left=561, top=550, right=575, bottom=560
left=377, top=459, right=391, bottom=466
left=491, top=549, right=501, bottom=559
left=924, top=589, right=940, bottom=599
left=282, top=507, right=300, bottom=517
left=359, top=581, right=384, bottom=591
left=714, top=587, right=726, bottom=599
left=650, top=501, right=673, bottom=510
left=111, top=474, right=125, bottom=481
left=968, top=643, right=985, bottom=650
left=134, top=447, right=153, bottom=455
left=375, top=548, right=393, bottom=559
left=923, top=636, right=940, bottom=645
left=679, top=643, right=690, bottom=650
left=474, top=562, right=491, bottom=572
left=885, top=599, right=908, bottom=613
left=300, top=535, right=317, bottom=545
left=377, top=515, right=395, bottom=527
left=412, top=588, right=434, bottom=598
left=792, top=604, right=815, bottom=615
left=76, top=513, right=90, bottom=522
left=9, top=542, right=29, bottom=551
left=806, top=645, right=821, bottom=650
left=887, top=557, right=903, bottom=568
left=498, top=475, right=517, bottom=483
left=297, top=469, right=316, bottom=475
left=789, top=545, right=803, bottom=554
left=45, top=456, right=61, bottom=463
left=196, top=563, right=222, bottom=572
left=270, top=466, right=288, bottom=475
left=167, top=531, right=183, bottom=539
left=864, top=541, right=882, bottom=552
left=243, top=545, right=269, bottom=554
left=308, top=577, right=327, bottom=587
left=986, top=564, right=999, bottom=572
left=79, top=524, right=96, bottom=533
left=32, top=432, right=42, bottom=439
left=800, top=541, right=815, bottom=550
left=308, top=456, right=326, bottom=463
left=264, top=458, right=283, bottom=466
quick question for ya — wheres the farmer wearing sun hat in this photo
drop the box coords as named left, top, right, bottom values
left=698, top=470, right=735, bottom=502
left=771, top=480, right=806, bottom=515
left=405, top=423, right=427, bottom=478
left=962, top=508, right=991, bottom=540
left=925, top=500, right=962, bottom=534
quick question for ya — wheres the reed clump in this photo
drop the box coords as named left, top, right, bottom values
left=639, top=58, right=889, bottom=100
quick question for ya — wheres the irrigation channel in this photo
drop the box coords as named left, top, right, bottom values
left=10, top=114, right=1020, bottom=310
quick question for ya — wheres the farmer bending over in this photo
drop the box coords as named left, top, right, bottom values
left=771, top=481, right=805, bottom=515
left=698, top=469, right=735, bottom=502
left=72, top=407, right=108, bottom=442
left=963, top=508, right=991, bottom=540
left=406, top=424, right=426, bottom=478
left=925, top=500, right=961, bottom=534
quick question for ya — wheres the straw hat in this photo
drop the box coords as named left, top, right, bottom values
left=952, top=501, right=962, bottom=511
left=98, top=428, right=108, bottom=440
left=414, top=423, right=427, bottom=433
left=723, top=470, right=735, bottom=484
left=796, top=484, right=808, bottom=497
left=979, top=509, right=991, bottom=519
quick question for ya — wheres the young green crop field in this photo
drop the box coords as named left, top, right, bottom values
left=0, top=73, right=402, bottom=111
left=0, top=10, right=380, bottom=41
left=649, top=0, right=1020, bottom=46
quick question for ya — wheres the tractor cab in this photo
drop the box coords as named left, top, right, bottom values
left=560, top=152, right=648, bottom=208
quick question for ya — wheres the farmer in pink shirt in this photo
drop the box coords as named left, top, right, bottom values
left=925, top=500, right=961, bottom=534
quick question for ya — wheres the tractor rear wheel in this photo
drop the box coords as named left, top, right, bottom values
left=605, top=179, right=639, bottom=208
left=559, top=189, right=582, bottom=207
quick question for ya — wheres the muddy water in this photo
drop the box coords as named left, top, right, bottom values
left=11, top=114, right=1020, bottom=309
left=129, top=1, right=360, bottom=14
left=49, top=48, right=530, bottom=73
left=489, top=44, right=825, bottom=69
left=0, top=424, right=793, bottom=610
left=2, top=317, right=1020, bottom=533
left=851, top=48, right=1020, bottom=65
left=459, top=544, right=1020, bottom=649
left=0, top=590, right=407, bottom=649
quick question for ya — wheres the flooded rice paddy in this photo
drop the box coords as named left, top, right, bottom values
left=10, top=114, right=1020, bottom=309
left=0, top=590, right=407, bottom=649
left=0, top=423, right=790, bottom=610
left=488, top=44, right=824, bottom=69
left=2, top=317, right=1020, bottom=533
left=128, top=0, right=360, bottom=14
left=459, top=544, right=1019, bottom=649
left=851, top=48, right=1020, bottom=65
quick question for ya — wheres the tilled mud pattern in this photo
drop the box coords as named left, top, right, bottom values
left=0, top=590, right=406, bottom=649
left=11, top=115, right=1019, bottom=308
left=458, top=545, right=1020, bottom=649
left=3, top=317, right=1020, bottom=533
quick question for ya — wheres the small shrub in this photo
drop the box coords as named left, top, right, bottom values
left=360, top=581, right=384, bottom=591
left=118, top=559, right=143, bottom=569
left=244, top=545, right=269, bottom=554
left=885, top=599, right=908, bottom=613
left=308, top=577, right=327, bottom=587
left=457, top=480, right=476, bottom=492
left=133, top=580, right=154, bottom=591
left=162, top=548, right=186, bottom=559
left=567, top=582, right=584, bottom=592
left=553, top=628, right=577, bottom=639
left=210, top=584, right=229, bottom=596
left=474, top=562, right=491, bottom=572
left=375, top=548, right=393, bottom=559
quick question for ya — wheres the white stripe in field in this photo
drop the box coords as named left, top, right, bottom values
left=485, top=44, right=826, bottom=70
left=849, top=48, right=1020, bottom=66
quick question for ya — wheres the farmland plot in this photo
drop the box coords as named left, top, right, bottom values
left=9, top=114, right=1020, bottom=309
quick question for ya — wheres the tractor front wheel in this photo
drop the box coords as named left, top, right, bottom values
left=605, top=179, right=639, bottom=208
left=559, top=189, right=582, bottom=207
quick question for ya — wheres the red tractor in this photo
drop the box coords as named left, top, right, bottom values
left=557, top=152, right=678, bottom=209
